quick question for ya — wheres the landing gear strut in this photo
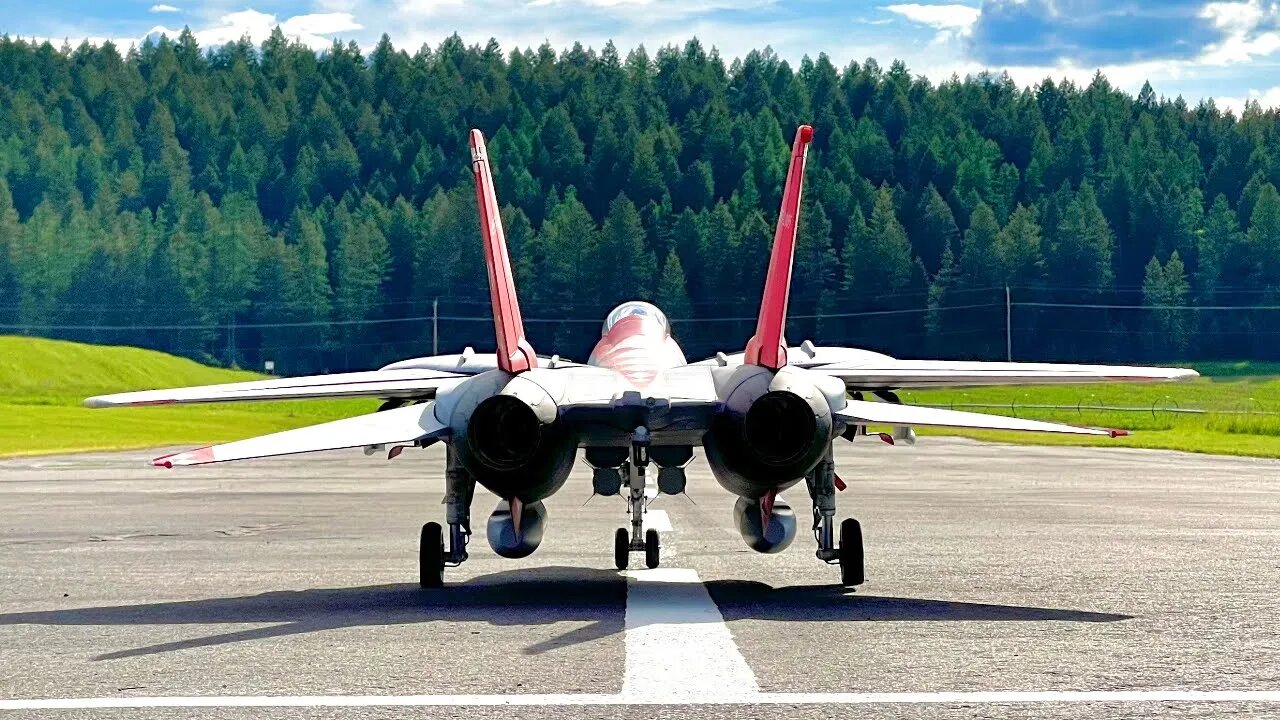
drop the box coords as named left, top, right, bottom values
left=806, top=442, right=864, bottom=586
left=421, top=444, right=475, bottom=588
left=614, top=426, right=660, bottom=570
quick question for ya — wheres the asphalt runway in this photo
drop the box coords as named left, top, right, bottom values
left=1, top=437, right=1279, bottom=718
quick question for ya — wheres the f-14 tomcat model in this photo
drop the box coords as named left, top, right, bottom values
left=86, top=125, right=1197, bottom=587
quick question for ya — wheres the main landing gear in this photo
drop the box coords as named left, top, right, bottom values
left=420, top=445, right=475, bottom=588
left=806, top=443, right=864, bottom=586
left=614, top=427, right=660, bottom=570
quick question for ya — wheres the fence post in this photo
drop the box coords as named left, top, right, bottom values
left=432, top=297, right=439, bottom=355
left=1005, top=286, right=1012, bottom=361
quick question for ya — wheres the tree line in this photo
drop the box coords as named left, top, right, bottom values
left=1, top=30, right=1280, bottom=373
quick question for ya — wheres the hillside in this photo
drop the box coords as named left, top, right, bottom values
left=0, top=335, right=261, bottom=399
left=0, top=336, right=367, bottom=457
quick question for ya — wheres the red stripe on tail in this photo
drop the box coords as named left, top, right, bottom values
left=471, top=129, right=536, bottom=374
left=744, top=125, right=813, bottom=370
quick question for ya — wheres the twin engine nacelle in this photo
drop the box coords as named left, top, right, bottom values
left=440, top=371, right=577, bottom=504
left=703, top=365, right=844, bottom=499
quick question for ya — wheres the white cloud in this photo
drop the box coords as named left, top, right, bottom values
left=149, top=4, right=180, bottom=13
left=1215, top=85, right=1280, bottom=114
left=145, top=10, right=362, bottom=49
left=883, top=3, right=980, bottom=31
left=1198, top=0, right=1280, bottom=65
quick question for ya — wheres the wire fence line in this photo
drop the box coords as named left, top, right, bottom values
left=8, top=292, right=1280, bottom=374
left=6, top=299, right=1275, bottom=333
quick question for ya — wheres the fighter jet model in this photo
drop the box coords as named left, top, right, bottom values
left=86, top=125, right=1198, bottom=587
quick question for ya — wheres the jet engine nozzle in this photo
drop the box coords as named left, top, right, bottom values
left=733, top=496, right=797, bottom=553
left=443, top=370, right=577, bottom=504
left=486, top=499, right=547, bottom=558
left=704, top=365, right=836, bottom=499
left=468, top=394, right=546, bottom=471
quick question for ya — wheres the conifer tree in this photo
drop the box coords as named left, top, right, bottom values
left=655, top=252, right=693, bottom=322
left=959, top=202, right=1001, bottom=290
left=1048, top=181, right=1114, bottom=289
left=597, top=194, right=653, bottom=304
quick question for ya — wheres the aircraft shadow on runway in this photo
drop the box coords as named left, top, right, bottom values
left=0, top=566, right=1130, bottom=661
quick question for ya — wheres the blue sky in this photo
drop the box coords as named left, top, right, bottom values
left=5, top=0, right=1280, bottom=112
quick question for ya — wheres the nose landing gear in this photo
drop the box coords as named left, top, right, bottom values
left=614, top=427, right=660, bottom=570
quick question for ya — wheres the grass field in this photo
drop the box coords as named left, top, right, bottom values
left=898, top=366, right=1280, bottom=457
left=4, top=335, right=1280, bottom=459
left=0, top=336, right=367, bottom=457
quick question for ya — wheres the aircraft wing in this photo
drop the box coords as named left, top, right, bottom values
left=151, top=402, right=450, bottom=467
left=835, top=399, right=1121, bottom=437
left=814, top=360, right=1198, bottom=390
left=84, top=368, right=466, bottom=407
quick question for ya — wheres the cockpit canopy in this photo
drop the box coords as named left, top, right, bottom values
left=603, top=301, right=669, bottom=336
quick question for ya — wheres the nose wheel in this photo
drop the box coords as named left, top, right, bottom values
left=614, top=427, right=660, bottom=570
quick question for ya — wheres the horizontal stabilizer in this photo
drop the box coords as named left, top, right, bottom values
left=84, top=368, right=465, bottom=407
left=819, top=360, right=1198, bottom=389
left=152, top=403, right=450, bottom=467
left=836, top=399, right=1123, bottom=437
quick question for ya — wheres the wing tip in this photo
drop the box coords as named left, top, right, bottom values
left=152, top=446, right=214, bottom=468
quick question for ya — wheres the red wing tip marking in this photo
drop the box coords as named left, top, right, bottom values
left=797, top=124, right=814, bottom=144
left=151, top=446, right=214, bottom=467
left=1109, top=429, right=1130, bottom=438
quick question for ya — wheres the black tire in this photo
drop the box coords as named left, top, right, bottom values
left=839, top=518, right=865, bottom=586
left=644, top=528, right=660, bottom=569
left=614, top=528, right=630, bottom=570
left=420, top=522, right=444, bottom=588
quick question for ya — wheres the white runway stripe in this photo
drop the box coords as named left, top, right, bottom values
left=645, top=509, right=672, bottom=532
left=621, top=567, right=760, bottom=702
left=5, top=690, right=1280, bottom=710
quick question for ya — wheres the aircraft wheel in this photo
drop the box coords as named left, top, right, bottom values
left=644, top=528, right=661, bottom=569
left=420, top=522, right=444, bottom=588
left=839, top=518, right=865, bottom=586
left=614, top=528, right=630, bottom=570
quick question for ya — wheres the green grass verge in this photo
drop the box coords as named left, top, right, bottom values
left=0, top=336, right=366, bottom=457
left=897, top=365, right=1280, bottom=457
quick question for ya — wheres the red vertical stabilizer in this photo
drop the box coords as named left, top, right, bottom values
left=471, top=129, right=536, bottom=374
left=744, top=124, right=813, bottom=370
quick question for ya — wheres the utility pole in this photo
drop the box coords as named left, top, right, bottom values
left=1005, top=286, right=1012, bottom=361
left=432, top=297, right=439, bottom=355
left=228, top=314, right=237, bottom=368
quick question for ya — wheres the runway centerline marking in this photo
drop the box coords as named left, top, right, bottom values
left=621, top=567, right=760, bottom=702
left=645, top=509, right=672, bottom=532
left=5, top=691, right=1280, bottom=710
